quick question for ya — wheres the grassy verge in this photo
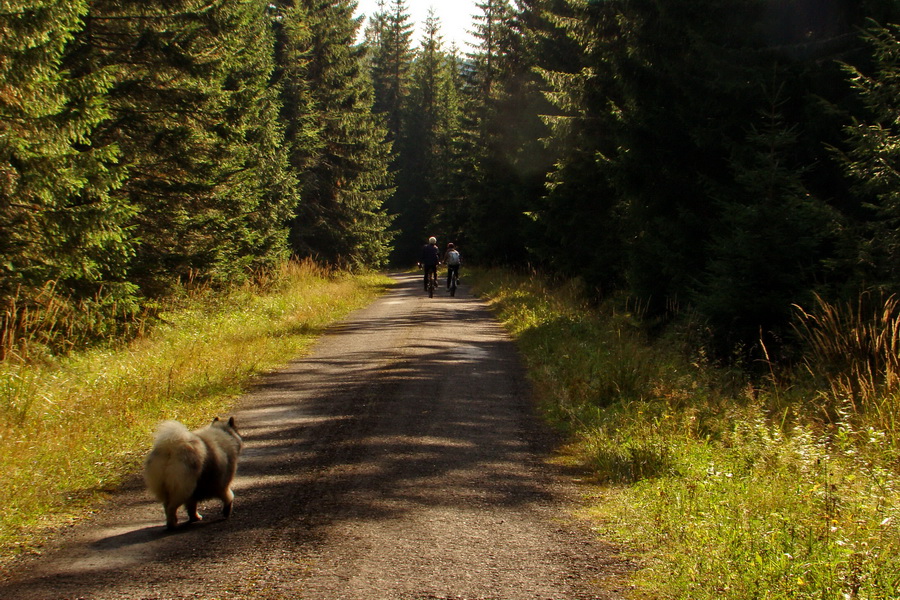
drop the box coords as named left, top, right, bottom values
left=469, top=268, right=900, bottom=600
left=0, top=260, right=392, bottom=566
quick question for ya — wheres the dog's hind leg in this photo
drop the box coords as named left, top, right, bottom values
left=164, top=501, right=180, bottom=529
left=186, top=499, right=203, bottom=523
left=221, top=488, right=235, bottom=519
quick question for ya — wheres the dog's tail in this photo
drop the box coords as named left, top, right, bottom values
left=144, top=421, right=205, bottom=505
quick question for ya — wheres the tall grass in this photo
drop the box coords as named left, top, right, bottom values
left=0, top=260, right=391, bottom=566
left=793, top=292, right=900, bottom=439
left=1, top=281, right=144, bottom=362
left=470, top=268, right=900, bottom=600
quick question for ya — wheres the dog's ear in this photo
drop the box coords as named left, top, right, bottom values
left=228, top=416, right=237, bottom=429
left=213, top=416, right=221, bottom=424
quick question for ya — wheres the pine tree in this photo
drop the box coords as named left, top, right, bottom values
left=0, top=0, right=133, bottom=309
left=460, top=0, right=545, bottom=264
left=364, top=0, right=417, bottom=262
left=361, top=0, right=387, bottom=50
left=532, top=0, right=626, bottom=290
left=468, top=0, right=514, bottom=102
left=74, top=0, right=294, bottom=294
left=391, top=10, right=465, bottom=262
left=289, top=0, right=394, bottom=268
left=615, top=0, right=768, bottom=309
left=487, top=0, right=557, bottom=265
left=271, top=0, right=323, bottom=228
left=369, top=0, right=414, bottom=141
left=534, top=0, right=868, bottom=354
left=434, top=46, right=469, bottom=240
left=205, top=0, right=297, bottom=274
left=537, top=0, right=792, bottom=305
left=840, top=22, right=900, bottom=288
left=697, top=92, right=835, bottom=354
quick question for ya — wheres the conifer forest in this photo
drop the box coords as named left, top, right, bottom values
left=3, top=0, right=900, bottom=362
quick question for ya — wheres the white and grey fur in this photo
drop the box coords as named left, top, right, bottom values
left=144, top=417, right=243, bottom=529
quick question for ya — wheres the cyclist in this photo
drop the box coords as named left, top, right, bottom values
left=444, top=242, right=461, bottom=289
left=420, top=236, right=440, bottom=291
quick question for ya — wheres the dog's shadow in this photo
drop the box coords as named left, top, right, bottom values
left=92, top=518, right=220, bottom=551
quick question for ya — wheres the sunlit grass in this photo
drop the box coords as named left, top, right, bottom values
left=0, top=260, right=392, bottom=565
left=470, top=267, right=900, bottom=600
left=794, top=292, right=900, bottom=441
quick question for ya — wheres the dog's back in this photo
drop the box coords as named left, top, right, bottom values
left=192, top=417, right=243, bottom=500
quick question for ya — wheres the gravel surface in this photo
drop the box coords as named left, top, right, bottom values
left=0, top=274, right=633, bottom=600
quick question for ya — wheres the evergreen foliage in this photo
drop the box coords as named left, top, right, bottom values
left=368, top=0, right=414, bottom=140
left=365, top=0, right=419, bottom=262
left=529, top=0, right=897, bottom=357
left=388, top=10, right=466, bottom=263
left=408, top=16, right=466, bottom=248
left=4, top=0, right=398, bottom=354
left=7, top=0, right=900, bottom=362
left=0, top=0, right=132, bottom=308
left=271, top=0, right=323, bottom=247
left=532, top=0, right=625, bottom=292
left=288, top=0, right=394, bottom=269
left=697, top=92, right=836, bottom=354
left=840, top=22, right=900, bottom=289
left=455, top=0, right=529, bottom=264
left=213, top=0, right=297, bottom=274
left=72, top=0, right=295, bottom=295
left=367, top=0, right=900, bottom=359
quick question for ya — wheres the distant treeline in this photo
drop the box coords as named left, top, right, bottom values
left=3, top=0, right=900, bottom=360
left=373, top=0, right=900, bottom=359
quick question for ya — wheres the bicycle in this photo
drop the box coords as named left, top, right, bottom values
left=426, top=269, right=438, bottom=298
left=418, top=261, right=439, bottom=297
left=448, top=269, right=458, bottom=297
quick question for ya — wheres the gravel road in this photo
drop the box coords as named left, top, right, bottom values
left=0, top=273, right=631, bottom=600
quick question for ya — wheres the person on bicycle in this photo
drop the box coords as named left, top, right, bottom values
left=420, top=236, right=440, bottom=291
left=444, top=242, right=461, bottom=289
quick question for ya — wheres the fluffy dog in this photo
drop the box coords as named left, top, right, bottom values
left=144, top=417, right=244, bottom=529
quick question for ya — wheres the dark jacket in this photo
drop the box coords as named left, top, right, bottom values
left=421, top=243, right=440, bottom=266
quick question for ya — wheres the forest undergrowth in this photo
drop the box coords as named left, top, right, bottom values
left=0, top=260, right=391, bottom=569
left=470, top=268, right=900, bottom=600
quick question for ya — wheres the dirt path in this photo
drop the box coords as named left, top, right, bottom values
left=0, top=274, right=631, bottom=600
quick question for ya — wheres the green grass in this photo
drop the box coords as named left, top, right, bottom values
left=0, top=260, right=392, bottom=566
left=469, top=268, right=900, bottom=600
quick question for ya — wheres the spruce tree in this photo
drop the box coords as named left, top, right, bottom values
left=697, top=94, right=835, bottom=355
left=840, top=22, right=900, bottom=289
left=369, top=0, right=414, bottom=141
left=289, top=0, right=394, bottom=268
left=0, top=0, right=133, bottom=310
left=365, top=0, right=417, bottom=262
left=532, top=0, right=626, bottom=290
left=392, top=10, right=465, bottom=262
left=204, top=0, right=297, bottom=274
left=74, top=0, right=294, bottom=294
left=535, top=0, right=867, bottom=353
left=457, top=0, right=523, bottom=264
left=611, top=0, right=768, bottom=310
left=361, top=0, right=387, bottom=50
left=271, top=0, right=323, bottom=225
left=468, top=0, right=514, bottom=101
left=482, top=0, right=555, bottom=265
